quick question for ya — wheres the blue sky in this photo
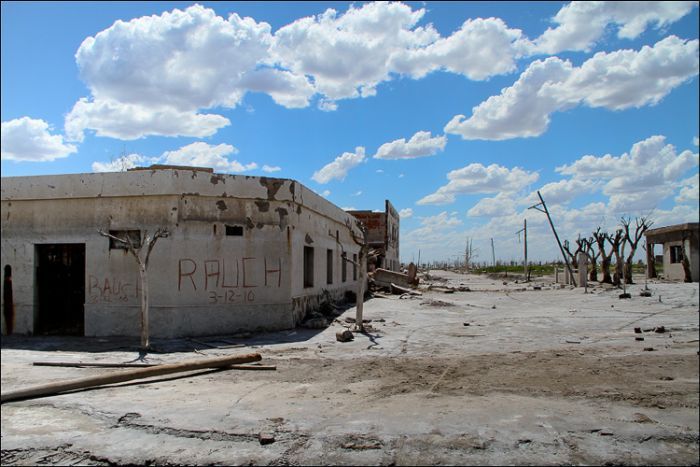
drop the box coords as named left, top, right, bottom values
left=2, top=1, right=699, bottom=264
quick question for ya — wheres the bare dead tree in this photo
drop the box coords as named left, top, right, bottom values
left=620, top=216, right=653, bottom=284
left=607, top=229, right=624, bottom=286
left=562, top=239, right=583, bottom=270
left=464, top=237, right=478, bottom=272
left=98, top=228, right=169, bottom=350
left=681, top=231, right=693, bottom=282
left=593, top=228, right=614, bottom=284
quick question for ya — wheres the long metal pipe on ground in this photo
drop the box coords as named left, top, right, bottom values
left=1, top=353, right=261, bottom=403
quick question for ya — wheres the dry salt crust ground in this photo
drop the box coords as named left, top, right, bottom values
left=1, top=271, right=698, bottom=465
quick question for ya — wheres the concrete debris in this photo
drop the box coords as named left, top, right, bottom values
left=373, top=268, right=413, bottom=289
left=258, top=432, right=276, bottom=445
left=336, top=330, right=354, bottom=342
left=390, top=283, right=421, bottom=296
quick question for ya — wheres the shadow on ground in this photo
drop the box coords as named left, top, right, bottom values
left=0, top=298, right=363, bottom=354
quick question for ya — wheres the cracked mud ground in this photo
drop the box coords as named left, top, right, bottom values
left=2, top=272, right=698, bottom=465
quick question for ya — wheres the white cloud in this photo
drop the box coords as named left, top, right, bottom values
left=676, top=176, right=699, bottom=204
left=67, top=4, right=271, bottom=140
left=376, top=169, right=384, bottom=173
left=321, top=190, right=331, bottom=197
left=373, top=130, right=446, bottom=160
left=467, top=193, right=517, bottom=218
left=399, top=208, right=413, bottom=218
left=446, top=37, right=699, bottom=140
left=531, top=1, right=698, bottom=54
left=390, top=17, right=528, bottom=81
left=271, top=2, right=438, bottom=103
left=161, top=142, right=257, bottom=172
left=311, top=146, right=366, bottom=184
left=418, top=163, right=539, bottom=205
left=262, top=164, right=282, bottom=173
left=693, top=136, right=699, bottom=146
left=65, top=98, right=230, bottom=142
left=92, top=153, right=151, bottom=172
left=1, top=117, right=77, bottom=162
left=352, top=190, right=363, bottom=196
left=531, top=178, right=599, bottom=206
left=556, top=135, right=699, bottom=212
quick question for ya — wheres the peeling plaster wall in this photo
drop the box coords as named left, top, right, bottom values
left=1, top=170, right=363, bottom=337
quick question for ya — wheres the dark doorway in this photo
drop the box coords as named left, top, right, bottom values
left=36, top=244, right=85, bottom=335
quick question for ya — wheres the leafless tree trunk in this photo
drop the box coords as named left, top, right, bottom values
left=607, top=229, right=624, bottom=286
left=681, top=232, right=693, bottom=282
left=464, top=237, right=478, bottom=272
left=98, top=228, right=169, bottom=350
left=593, top=228, right=614, bottom=284
left=621, top=216, right=653, bottom=284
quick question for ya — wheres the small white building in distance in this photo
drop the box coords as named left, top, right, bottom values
left=645, top=222, right=699, bottom=282
left=1, top=166, right=367, bottom=337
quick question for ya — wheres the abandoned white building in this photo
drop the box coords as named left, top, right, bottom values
left=346, top=201, right=400, bottom=272
left=645, top=222, right=699, bottom=282
left=0, top=166, right=380, bottom=337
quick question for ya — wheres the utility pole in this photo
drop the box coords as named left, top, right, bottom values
left=516, top=219, right=529, bottom=281
left=528, top=191, right=576, bottom=287
left=490, top=238, right=496, bottom=267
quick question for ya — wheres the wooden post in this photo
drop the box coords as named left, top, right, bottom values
left=530, top=192, right=576, bottom=287
left=524, top=219, right=528, bottom=281
left=2, top=353, right=261, bottom=403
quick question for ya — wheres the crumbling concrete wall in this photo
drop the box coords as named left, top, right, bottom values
left=0, top=169, right=362, bottom=337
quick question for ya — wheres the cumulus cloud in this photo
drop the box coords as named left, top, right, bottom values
left=418, top=163, right=539, bottom=205
left=399, top=208, right=413, bottom=218
left=556, top=135, right=699, bottom=212
left=531, top=1, right=698, bottom=54
left=446, top=37, right=699, bottom=140
left=271, top=2, right=438, bottom=103
left=321, top=190, right=331, bottom=197
left=467, top=193, right=517, bottom=218
left=373, top=130, right=446, bottom=160
left=390, top=17, right=528, bottom=80
left=262, top=164, right=282, bottom=173
left=1, top=117, right=77, bottom=162
left=675, top=176, right=699, bottom=204
left=311, top=146, right=366, bottom=184
left=65, top=98, right=230, bottom=142
left=161, top=142, right=257, bottom=172
left=67, top=4, right=270, bottom=140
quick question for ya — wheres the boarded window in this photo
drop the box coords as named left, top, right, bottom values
left=327, top=249, right=333, bottom=284
left=670, top=245, right=684, bottom=264
left=353, top=253, right=357, bottom=280
left=226, top=225, right=243, bottom=236
left=304, top=246, right=314, bottom=288
left=109, top=230, right=141, bottom=250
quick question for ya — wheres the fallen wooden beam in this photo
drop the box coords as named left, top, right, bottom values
left=32, top=361, right=275, bottom=370
left=2, top=353, right=261, bottom=403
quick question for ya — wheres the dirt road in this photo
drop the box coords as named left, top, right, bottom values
left=2, top=272, right=698, bottom=465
